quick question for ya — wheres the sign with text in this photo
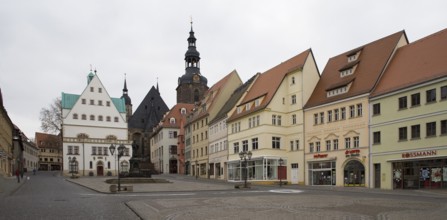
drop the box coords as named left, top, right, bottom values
left=402, top=150, right=437, bottom=158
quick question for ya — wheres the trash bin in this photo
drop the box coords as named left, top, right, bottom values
left=110, top=184, right=117, bottom=193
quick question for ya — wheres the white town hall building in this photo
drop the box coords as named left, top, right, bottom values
left=61, top=70, right=132, bottom=176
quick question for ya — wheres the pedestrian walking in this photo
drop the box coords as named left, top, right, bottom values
left=33, top=168, right=36, bottom=175
left=16, top=169, right=20, bottom=183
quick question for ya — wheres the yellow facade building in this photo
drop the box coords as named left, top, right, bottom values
left=370, top=28, right=447, bottom=189
left=304, top=31, right=408, bottom=187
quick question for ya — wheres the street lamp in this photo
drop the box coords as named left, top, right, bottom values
left=195, top=160, right=198, bottom=180
left=109, top=144, right=126, bottom=191
left=239, top=151, right=252, bottom=188
left=279, top=158, right=284, bottom=187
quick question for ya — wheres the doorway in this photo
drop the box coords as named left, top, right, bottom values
left=344, top=160, right=365, bottom=186
left=374, top=163, right=381, bottom=188
left=96, top=161, right=104, bottom=176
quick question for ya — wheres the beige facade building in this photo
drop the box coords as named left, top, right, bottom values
left=304, top=31, right=408, bottom=187
left=227, top=49, right=319, bottom=184
left=188, top=70, right=242, bottom=178
left=0, top=89, right=14, bottom=177
left=35, top=132, right=62, bottom=171
left=370, top=28, right=447, bottom=190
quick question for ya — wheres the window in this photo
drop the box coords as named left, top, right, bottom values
left=236, top=107, right=242, bottom=113
left=272, top=137, right=281, bottom=149
left=345, top=138, right=351, bottom=149
left=353, top=136, right=359, bottom=148
left=316, top=142, right=321, bottom=152
left=290, top=141, right=294, bottom=151
left=242, top=140, right=248, bottom=152
left=373, top=132, right=381, bottom=144
left=90, top=99, right=94, bottom=105
left=106, top=101, right=111, bottom=107
left=98, top=100, right=103, bottom=106
left=74, top=146, right=79, bottom=155
left=398, top=97, right=407, bottom=109
left=326, top=140, right=331, bottom=151
left=441, top=86, right=447, bottom=100
left=114, top=117, right=119, bottom=122
left=334, top=109, right=339, bottom=121
left=73, top=114, right=78, bottom=119
left=314, top=114, right=318, bottom=125
left=252, top=138, right=258, bottom=150
left=106, top=116, right=111, bottom=122
left=426, top=122, right=436, bottom=137
left=350, top=105, right=355, bottom=118
left=103, top=147, right=108, bottom=156
left=245, top=103, right=251, bottom=111
left=98, top=115, right=103, bottom=121
left=81, top=114, right=87, bottom=120
left=341, top=107, right=346, bottom=120
left=357, top=104, right=363, bottom=117
left=426, top=89, right=436, bottom=103
left=233, top=142, right=239, bottom=154
left=98, top=88, right=102, bottom=93
left=255, top=99, right=260, bottom=107
left=411, top=93, right=420, bottom=106
left=82, top=99, right=86, bottom=104
left=291, top=95, right=296, bottom=104
left=272, top=115, right=281, bottom=126
left=411, top=125, right=420, bottom=139
left=98, top=147, right=102, bottom=155
left=90, top=87, right=94, bottom=92
left=333, top=139, right=339, bottom=150
left=90, top=115, right=95, bottom=121
left=327, top=110, right=332, bottom=122
left=68, top=146, right=73, bottom=154
left=295, top=140, right=300, bottom=150
left=309, top=143, right=314, bottom=153
left=89, top=161, right=92, bottom=169
left=170, top=118, right=176, bottom=124
left=441, top=120, right=447, bottom=135
left=320, top=112, right=324, bottom=124
left=291, top=76, right=295, bottom=85
left=292, top=114, right=297, bottom=125
left=399, top=127, right=407, bottom=141
left=373, top=103, right=381, bottom=115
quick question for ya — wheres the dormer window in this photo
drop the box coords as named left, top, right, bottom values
left=180, top=108, right=187, bottom=115
left=255, top=99, right=260, bottom=107
left=245, top=103, right=251, bottom=111
left=170, top=117, right=176, bottom=124
left=327, top=82, right=353, bottom=98
left=346, top=48, right=362, bottom=62
left=348, top=54, right=358, bottom=62
left=340, top=68, right=354, bottom=77
left=237, top=106, right=242, bottom=114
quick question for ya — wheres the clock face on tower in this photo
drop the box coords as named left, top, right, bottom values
left=193, top=74, right=200, bottom=82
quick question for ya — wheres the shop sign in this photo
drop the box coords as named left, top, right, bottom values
left=313, top=154, right=328, bottom=159
left=345, top=149, right=360, bottom=157
left=401, top=150, right=437, bottom=158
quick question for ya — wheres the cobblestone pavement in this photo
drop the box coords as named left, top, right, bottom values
left=58, top=174, right=447, bottom=220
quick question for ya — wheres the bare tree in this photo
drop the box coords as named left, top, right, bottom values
left=39, top=97, right=62, bottom=135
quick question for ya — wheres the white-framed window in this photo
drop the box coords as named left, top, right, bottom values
left=292, top=114, right=297, bottom=125
left=291, top=95, right=296, bottom=104
left=170, top=117, right=176, bottom=124
left=353, top=136, right=359, bottom=148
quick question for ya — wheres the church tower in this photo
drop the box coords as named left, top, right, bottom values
left=176, top=21, right=208, bottom=104
left=121, top=76, right=132, bottom=122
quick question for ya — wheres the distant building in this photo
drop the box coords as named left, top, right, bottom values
left=35, top=132, right=62, bottom=171
left=61, top=70, right=132, bottom=176
left=20, top=132, right=39, bottom=173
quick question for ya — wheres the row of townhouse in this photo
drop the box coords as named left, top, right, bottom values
left=149, top=27, right=446, bottom=190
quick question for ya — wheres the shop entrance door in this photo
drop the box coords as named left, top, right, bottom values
left=344, top=160, right=365, bottom=186
left=374, top=164, right=381, bottom=188
left=291, top=163, right=298, bottom=184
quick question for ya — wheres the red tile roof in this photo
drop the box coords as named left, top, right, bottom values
left=157, top=103, right=195, bottom=130
left=228, top=49, right=312, bottom=122
left=304, top=31, right=406, bottom=109
left=371, top=28, right=447, bottom=97
left=35, top=132, right=61, bottom=149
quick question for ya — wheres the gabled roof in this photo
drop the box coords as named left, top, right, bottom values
left=35, top=132, right=61, bottom=149
left=209, top=73, right=259, bottom=125
left=152, top=103, right=195, bottom=134
left=128, top=86, right=169, bottom=131
left=61, top=93, right=126, bottom=113
left=228, top=49, right=311, bottom=121
left=371, top=28, right=447, bottom=97
left=305, top=31, right=406, bottom=109
left=187, top=70, right=239, bottom=123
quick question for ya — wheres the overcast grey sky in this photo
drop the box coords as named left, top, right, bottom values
left=0, top=0, right=446, bottom=138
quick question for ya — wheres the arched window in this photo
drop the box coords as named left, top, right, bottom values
left=114, top=117, right=119, bottom=122
left=81, top=114, right=87, bottom=120
left=73, top=114, right=78, bottom=119
left=106, top=116, right=111, bottom=122
left=181, top=108, right=187, bottom=115
left=98, top=115, right=103, bottom=121
left=170, top=117, right=176, bottom=124
left=90, top=115, right=95, bottom=121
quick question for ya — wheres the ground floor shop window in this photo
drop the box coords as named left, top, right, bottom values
left=393, top=159, right=447, bottom=189
left=308, top=161, right=336, bottom=185
left=227, top=158, right=284, bottom=181
left=344, top=160, right=365, bottom=186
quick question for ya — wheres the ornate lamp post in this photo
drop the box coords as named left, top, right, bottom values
left=279, top=158, right=284, bottom=187
left=109, top=144, right=126, bottom=191
left=239, top=151, right=252, bottom=188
